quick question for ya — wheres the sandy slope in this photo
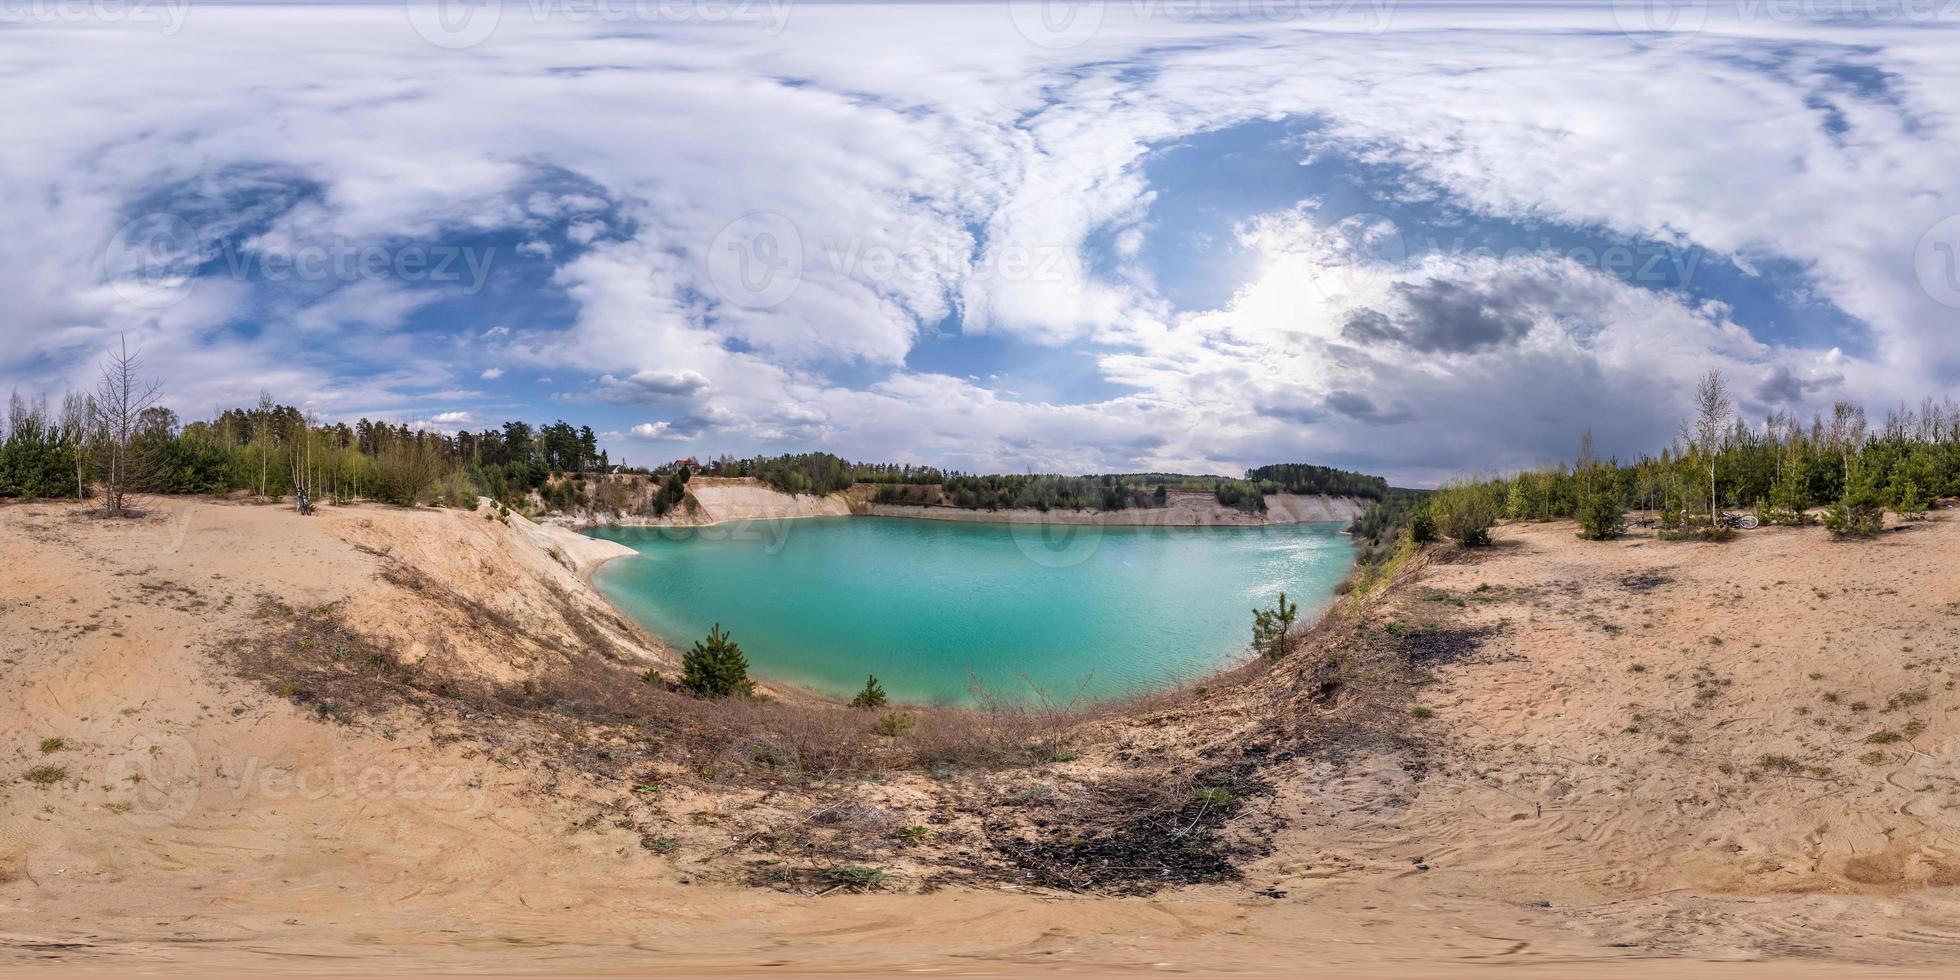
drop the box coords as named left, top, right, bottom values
left=598, top=477, right=1365, bottom=528
left=3, top=497, right=1959, bottom=975
left=682, top=476, right=856, bottom=523
left=863, top=490, right=1366, bottom=526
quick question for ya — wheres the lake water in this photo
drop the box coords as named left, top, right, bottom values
left=587, top=516, right=1354, bottom=704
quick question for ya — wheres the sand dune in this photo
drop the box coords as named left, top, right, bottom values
left=3, top=497, right=1959, bottom=974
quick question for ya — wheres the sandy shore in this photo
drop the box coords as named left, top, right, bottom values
left=5, top=496, right=1960, bottom=974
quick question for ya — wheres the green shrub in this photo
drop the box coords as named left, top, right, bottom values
left=1407, top=510, right=1435, bottom=544
left=681, top=623, right=752, bottom=698
left=1823, top=472, right=1885, bottom=538
left=849, top=674, right=888, bottom=710
left=23, top=765, right=67, bottom=785
left=1429, top=480, right=1499, bottom=546
left=370, top=441, right=444, bottom=506
left=1576, top=490, right=1622, bottom=541
left=1193, top=786, right=1237, bottom=808
left=871, top=712, right=915, bottom=737
left=1892, top=477, right=1930, bottom=520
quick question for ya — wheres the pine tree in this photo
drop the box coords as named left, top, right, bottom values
left=850, top=675, right=888, bottom=710
left=1824, top=465, right=1885, bottom=537
left=681, top=623, right=752, bottom=698
left=1252, top=592, right=1298, bottom=659
left=1576, top=488, right=1622, bottom=540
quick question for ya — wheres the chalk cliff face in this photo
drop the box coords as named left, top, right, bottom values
left=678, top=477, right=856, bottom=523
left=864, top=489, right=1366, bottom=526
left=609, top=478, right=1367, bottom=528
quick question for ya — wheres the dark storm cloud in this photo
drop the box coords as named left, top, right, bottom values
left=1753, top=364, right=1841, bottom=404
left=1323, top=389, right=1414, bottom=425
left=1340, top=279, right=1542, bottom=355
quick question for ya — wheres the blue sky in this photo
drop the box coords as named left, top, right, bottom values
left=3, top=2, right=1958, bottom=484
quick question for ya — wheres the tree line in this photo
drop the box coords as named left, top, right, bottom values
left=2, top=342, right=1390, bottom=521
left=0, top=343, right=626, bottom=514
left=705, top=451, right=1388, bottom=516
left=1351, top=370, right=1960, bottom=562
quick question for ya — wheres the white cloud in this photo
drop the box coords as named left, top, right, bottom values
left=480, top=367, right=505, bottom=379
left=0, top=6, right=1953, bottom=483
left=628, top=421, right=694, bottom=442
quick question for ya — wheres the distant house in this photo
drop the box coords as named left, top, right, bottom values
left=671, top=457, right=701, bottom=471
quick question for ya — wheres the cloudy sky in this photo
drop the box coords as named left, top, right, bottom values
left=3, top=1, right=1957, bottom=484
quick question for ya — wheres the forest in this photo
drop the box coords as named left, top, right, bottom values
left=707, top=452, right=1387, bottom=514
left=1345, top=372, right=1960, bottom=569
left=1, top=378, right=1384, bottom=521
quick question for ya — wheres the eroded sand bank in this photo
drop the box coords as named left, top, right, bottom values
left=4, top=497, right=1960, bottom=975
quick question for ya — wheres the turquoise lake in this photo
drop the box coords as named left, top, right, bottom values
left=587, top=517, right=1354, bottom=704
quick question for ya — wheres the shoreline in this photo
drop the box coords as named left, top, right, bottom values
left=575, top=512, right=1359, bottom=708
left=550, top=478, right=1368, bottom=532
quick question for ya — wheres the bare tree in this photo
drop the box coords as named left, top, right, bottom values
left=1690, top=370, right=1731, bottom=524
left=88, top=336, right=163, bottom=517
left=60, top=391, right=92, bottom=505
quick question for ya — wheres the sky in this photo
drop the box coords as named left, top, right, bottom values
left=3, top=1, right=1958, bottom=485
